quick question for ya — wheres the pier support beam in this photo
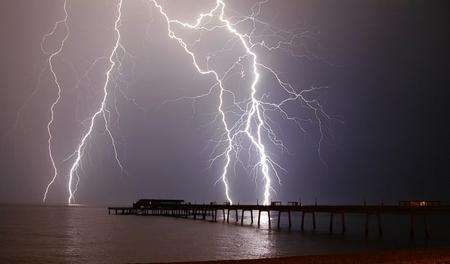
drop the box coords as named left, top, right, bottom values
left=312, top=212, right=316, bottom=230
left=257, top=210, right=271, bottom=229
left=258, top=210, right=261, bottom=227
left=288, top=211, right=292, bottom=229
left=410, top=214, right=415, bottom=240
left=277, top=211, right=282, bottom=229
left=301, top=211, right=305, bottom=231
left=424, top=214, right=430, bottom=240
left=377, top=213, right=383, bottom=237
left=365, top=213, right=370, bottom=239
left=276, top=211, right=291, bottom=230
left=341, top=212, right=346, bottom=234
left=329, top=212, right=334, bottom=234
left=301, top=211, right=316, bottom=231
left=240, top=210, right=253, bottom=226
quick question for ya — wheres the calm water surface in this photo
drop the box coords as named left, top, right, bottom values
left=0, top=205, right=449, bottom=263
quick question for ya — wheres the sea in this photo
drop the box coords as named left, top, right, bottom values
left=0, top=204, right=449, bottom=263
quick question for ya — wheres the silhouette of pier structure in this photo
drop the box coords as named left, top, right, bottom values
left=108, top=199, right=450, bottom=240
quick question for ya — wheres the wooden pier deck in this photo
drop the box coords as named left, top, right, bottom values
left=108, top=202, right=450, bottom=240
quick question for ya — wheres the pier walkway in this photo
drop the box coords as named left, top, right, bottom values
left=108, top=201, right=450, bottom=240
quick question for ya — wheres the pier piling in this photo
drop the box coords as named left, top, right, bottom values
left=329, top=212, right=334, bottom=234
left=341, top=212, right=346, bottom=234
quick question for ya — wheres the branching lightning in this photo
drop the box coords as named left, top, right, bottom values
left=38, top=0, right=332, bottom=205
left=42, top=0, right=69, bottom=202
left=66, top=0, right=124, bottom=204
left=40, top=0, right=125, bottom=203
left=149, top=0, right=331, bottom=205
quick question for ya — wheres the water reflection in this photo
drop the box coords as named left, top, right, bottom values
left=2, top=206, right=448, bottom=263
left=63, top=206, right=83, bottom=262
left=233, top=228, right=274, bottom=258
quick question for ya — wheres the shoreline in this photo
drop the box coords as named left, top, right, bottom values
left=156, top=248, right=450, bottom=264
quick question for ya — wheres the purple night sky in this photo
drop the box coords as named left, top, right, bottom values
left=0, top=0, right=448, bottom=205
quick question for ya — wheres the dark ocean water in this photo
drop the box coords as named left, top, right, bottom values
left=0, top=205, right=449, bottom=263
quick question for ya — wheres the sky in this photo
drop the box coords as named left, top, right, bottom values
left=0, top=0, right=448, bottom=205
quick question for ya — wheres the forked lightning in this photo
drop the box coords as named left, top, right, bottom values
left=40, top=0, right=330, bottom=205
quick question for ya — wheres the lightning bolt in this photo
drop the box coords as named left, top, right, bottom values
left=66, top=0, right=124, bottom=204
left=42, top=0, right=69, bottom=202
left=149, top=0, right=333, bottom=205
left=40, top=0, right=332, bottom=205
left=149, top=0, right=235, bottom=204
left=40, top=0, right=126, bottom=203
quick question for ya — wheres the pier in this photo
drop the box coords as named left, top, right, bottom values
left=108, top=199, right=450, bottom=240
